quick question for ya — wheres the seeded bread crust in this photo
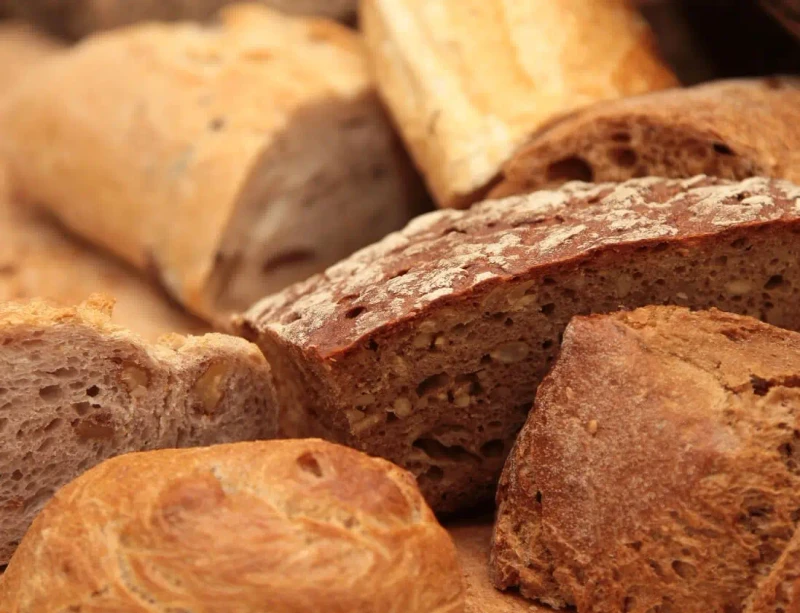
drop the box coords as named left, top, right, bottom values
left=0, top=296, right=276, bottom=564
left=240, top=176, right=800, bottom=512
left=0, top=439, right=465, bottom=613
left=491, top=307, right=800, bottom=613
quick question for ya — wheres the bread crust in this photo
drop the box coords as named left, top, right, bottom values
left=360, top=0, right=677, bottom=208
left=492, top=78, right=800, bottom=197
left=0, top=296, right=276, bottom=564
left=491, top=307, right=800, bottom=612
left=0, top=439, right=465, bottom=613
left=1, top=5, right=416, bottom=322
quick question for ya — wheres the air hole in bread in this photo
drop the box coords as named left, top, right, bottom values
left=480, top=439, right=504, bottom=458
left=11, top=470, right=22, bottom=482
left=412, top=438, right=479, bottom=464
left=611, top=147, right=638, bottom=168
left=43, top=418, right=62, bottom=433
left=419, top=465, right=444, bottom=484
left=38, top=385, right=62, bottom=401
left=541, top=303, right=555, bottom=316
left=713, top=142, right=735, bottom=156
left=765, top=274, right=785, bottom=290
left=49, top=367, right=77, bottom=379
left=671, top=560, right=697, bottom=580
left=296, top=452, right=323, bottom=478
left=345, top=306, right=367, bottom=319
left=262, top=249, right=315, bottom=273
left=547, top=156, right=594, bottom=183
left=416, top=373, right=450, bottom=397
left=72, top=402, right=90, bottom=416
left=611, top=132, right=632, bottom=144
left=86, top=385, right=100, bottom=397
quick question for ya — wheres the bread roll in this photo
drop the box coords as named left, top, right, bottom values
left=0, top=439, right=465, bottom=613
left=1, top=4, right=419, bottom=323
left=9, top=0, right=357, bottom=39
left=0, top=296, right=276, bottom=564
left=239, top=176, right=800, bottom=513
left=492, top=78, right=800, bottom=198
left=360, top=0, right=677, bottom=208
left=491, top=307, right=800, bottom=612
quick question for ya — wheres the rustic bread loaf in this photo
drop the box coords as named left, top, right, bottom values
left=360, top=0, right=677, bottom=208
left=0, top=296, right=276, bottom=564
left=492, top=78, right=800, bottom=198
left=746, top=523, right=800, bottom=612
left=491, top=306, right=800, bottom=613
left=9, top=0, right=358, bottom=39
left=239, top=176, right=800, bottom=513
left=0, top=439, right=465, bottom=612
left=0, top=20, right=62, bottom=86
left=0, top=4, right=419, bottom=323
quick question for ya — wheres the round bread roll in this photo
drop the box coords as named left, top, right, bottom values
left=0, top=439, right=465, bottom=612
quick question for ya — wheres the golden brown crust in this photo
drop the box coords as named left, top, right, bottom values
left=360, top=0, right=676, bottom=208
left=0, top=20, right=62, bottom=88
left=0, top=439, right=465, bottom=612
left=492, top=78, right=800, bottom=197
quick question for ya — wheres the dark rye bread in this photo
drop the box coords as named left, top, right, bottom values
left=239, top=176, right=800, bottom=513
left=491, top=78, right=800, bottom=198
left=491, top=307, right=800, bottom=613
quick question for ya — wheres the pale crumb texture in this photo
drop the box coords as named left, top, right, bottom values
left=0, top=296, right=276, bottom=564
left=0, top=439, right=465, bottom=613
left=491, top=306, right=800, bottom=613
left=242, top=175, right=800, bottom=513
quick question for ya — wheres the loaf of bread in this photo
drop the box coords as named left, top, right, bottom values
left=9, top=0, right=357, bottom=39
left=746, top=523, right=800, bottom=612
left=1, top=4, right=419, bottom=323
left=0, top=439, right=465, bottom=612
left=239, top=176, right=800, bottom=513
left=0, top=20, right=62, bottom=89
left=0, top=296, right=276, bottom=564
left=360, top=0, right=677, bottom=208
left=492, top=78, right=800, bottom=198
left=491, top=306, right=800, bottom=612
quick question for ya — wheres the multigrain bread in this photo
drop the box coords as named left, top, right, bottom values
left=0, top=439, right=465, bottom=613
left=9, top=0, right=358, bottom=39
left=1, top=4, right=419, bottom=323
left=491, top=78, right=800, bottom=198
left=239, top=176, right=800, bottom=513
left=360, top=0, right=677, bottom=208
left=491, top=307, right=800, bottom=613
left=0, top=296, right=276, bottom=564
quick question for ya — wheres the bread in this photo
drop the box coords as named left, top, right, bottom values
left=492, top=78, right=800, bottom=198
left=746, top=523, right=800, bottom=612
left=9, top=0, right=358, bottom=39
left=359, top=0, right=677, bottom=208
left=1, top=4, right=419, bottom=323
left=491, top=306, right=800, bottom=612
left=449, top=517, right=547, bottom=613
left=0, top=21, right=62, bottom=87
left=0, top=439, right=465, bottom=612
left=239, top=175, right=800, bottom=513
left=0, top=296, right=276, bottom=564
left=761, top=0, right=800, bottom=38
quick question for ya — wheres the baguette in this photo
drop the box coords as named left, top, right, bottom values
left=491, top=306, right=800, bottom=612
left=239, top=175, right=800, bottom=513
left=492, top=78, right=800, bottom=198
left=0, top=296, right=276, bottom=564
left=1, top=4, right=419, bottom=323
left=9, top=0, right=358, bottom=39
left=360, top=0, right=677, bottom=208
left=0, top=439, right=465, bottom=613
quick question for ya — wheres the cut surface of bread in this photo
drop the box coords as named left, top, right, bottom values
left=745, top=522, right=800, bottom=612
left=491, top=306, right=800, bottom=613
left=0, top=439, right=465, bottom=613
left=240, top=176, right=800, bottom=513
left=1, top=4, right=418, bottom=322
left=492, top=78, right=800, bottom=197
left=360, top=0, right=676, bottom=208
left=0, top=296, right=276, bottom=564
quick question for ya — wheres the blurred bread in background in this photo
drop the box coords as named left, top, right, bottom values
left=1, top=4, right=423, bottom=324
left=0, top=20, right=61, bottom=90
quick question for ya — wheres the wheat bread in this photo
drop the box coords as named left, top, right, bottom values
left=0, top=439, right=465, bottom=613
left=0, top=4, right=419, bottom=323
left=360, top=0, right=676, bottom=208
left=239, top=175, right=800, bottom=513
left=492, top=78, right=800, bottom=198
left=491, top=306, right=800, bottom=612
left=0, top=296, right=276, bottom=564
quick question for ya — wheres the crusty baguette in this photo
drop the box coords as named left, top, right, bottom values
left=0, top=439, right=465, bottom=613
left=1, top=4, right=419, bottom=323
left=239, top=175, right=800, bottom=513
left=9, top=0, right=357, bottom=39
left=360, top=0, right=677, bottom=208
left=0, top=296, right=276, bottom=564
left=491, top=78, right=800, bottom=198
left=491, top=307, right=800, bottom=612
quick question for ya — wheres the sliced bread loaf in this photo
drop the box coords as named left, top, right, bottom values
left=491, top=306, right=800, bottom=612
left=746, top=522, right=800, bottom=612
left=0, top=439, right=464, bottom=613
left=0, top=295, right=276, bottom=564
left=240, top=175, right=800, bottom=513
left=492, top=78, right=800, bottom=197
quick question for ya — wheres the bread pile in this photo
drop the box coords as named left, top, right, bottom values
left=0, top=2, right=799, bottom=611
